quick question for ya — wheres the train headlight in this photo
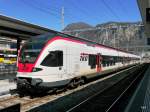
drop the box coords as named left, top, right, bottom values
left=32, top=67, right=43, bottom=72
left=35, top=79, right=42, bottom=83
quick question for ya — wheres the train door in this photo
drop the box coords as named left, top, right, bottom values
left=56, top=47, right=67, bottom=78
left=41, top=46, right=67, bottom=78
left=66, top=46, right=80, bottom=78
left=96, top=54, right=102, bottom=72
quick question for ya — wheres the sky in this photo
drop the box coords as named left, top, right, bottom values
left=0, top=0, right=141, bottom=31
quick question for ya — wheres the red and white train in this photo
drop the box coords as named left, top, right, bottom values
left=16, top=31, right=141, bottom=92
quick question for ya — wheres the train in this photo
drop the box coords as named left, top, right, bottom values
left=16, top=31, right=141, bottom=93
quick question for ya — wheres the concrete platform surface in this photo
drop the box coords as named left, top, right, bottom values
left=0, top=79, right=16, bottom=96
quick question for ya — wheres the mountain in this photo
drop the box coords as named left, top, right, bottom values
left=96, top=21, right=142, bottom=27
left=63, top=22, right=93, bottom=31
left=63, top=21, right=146, bottom=55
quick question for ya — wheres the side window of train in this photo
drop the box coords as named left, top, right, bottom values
left=41, top=50, right=63, bottom=67
left=101, top=55, right=115, bottom=67
left=102, top=55, right=106, bottom=67
left=102, top=55, right=109, bottom=67
left=88, top=54, right=96, bottom=69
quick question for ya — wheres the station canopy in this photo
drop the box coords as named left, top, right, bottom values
left=0, top=14, right=53, bottom=40
left=138, top=0, right=150, bottom=37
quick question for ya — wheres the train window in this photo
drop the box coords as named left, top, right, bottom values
left=115, top=56, right=118, bottom=63
left=88, top=54, right=96, bottom=69
left=41, top=51, right=63, bottom=67
left=101, top=55, right=117, bottom=67
left=102, top=55, right=106, bottom=67
left=102, top=61, right=106, bottom=67
left=28, top=33, right=56, bottom=43
left=117, top=57, right=122, bottom=63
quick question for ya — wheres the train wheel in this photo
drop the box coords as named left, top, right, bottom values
left=80, top=77, right=86, bottom=85
left=69, top=79, right=77, bottom=89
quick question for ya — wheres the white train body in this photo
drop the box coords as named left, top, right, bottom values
left=16, top=32, right=140, bottom=90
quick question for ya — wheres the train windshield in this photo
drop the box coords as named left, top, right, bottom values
left=19, top=33, right=56, bottom=63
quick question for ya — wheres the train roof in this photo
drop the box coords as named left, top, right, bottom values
left=32, top=30, right=139, bottom=57
left=48, top=31, right=138, bottom=56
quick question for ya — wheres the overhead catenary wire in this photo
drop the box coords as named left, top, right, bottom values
left=117, top=0, right=131, bottom=18
left=68, top=0, right=102, bottom=22
left=95, top=0, right=113, bottom=20
left=28, top=0, right=76, bottom=22
left=21, top=0, right=123, bottom=27
left=69, top=0, right=93, bottom=17
left=31, top=0, right=61, bottom=14
left=101, top=0, right=121, bottom=21
left=21, top=0, right=88, bottom=31
left=70, top=0, right=103, bottom=22
left=21, top=0, right=60, bottom=19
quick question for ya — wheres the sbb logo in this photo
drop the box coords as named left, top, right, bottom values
left=80, top=53, right=88, bottom=61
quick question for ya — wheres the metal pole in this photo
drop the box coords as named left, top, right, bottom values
left=17, top=38, right=21, bottom=56
left=114, top=29, right=116, bottom=48
left=61, top=7, right=64, bottom=30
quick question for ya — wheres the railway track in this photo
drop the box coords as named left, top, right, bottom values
left=0, top=64, right=144, bottom=112
left=0, top=93, right=58, bottom=111
left=65, top=64, right=148, bottom=112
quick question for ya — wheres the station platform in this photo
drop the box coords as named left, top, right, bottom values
left=0, top=65, right=17, bottom=80
left=125, top=63, right=150, bottom=112
left=0, top=79, right=16, bottom=97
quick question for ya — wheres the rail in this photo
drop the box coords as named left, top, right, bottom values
left=0, top=64, right=144, bottom=112
left=65, top=64, right=148, bottom=112
left=28, top=64, right=144, bottom=112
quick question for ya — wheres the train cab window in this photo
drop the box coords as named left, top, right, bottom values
left=88, top=54, right=96, bottom=69
left=41, top=50, right=63, bottom=67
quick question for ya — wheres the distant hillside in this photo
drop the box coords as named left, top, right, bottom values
left=63, top=22, right=93, bottom=31
left=96, top=21, right=142, bottom=27
left=63, top=21, right=146, bottom=54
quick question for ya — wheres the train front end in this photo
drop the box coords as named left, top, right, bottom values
left=16, top=34, right=55, bottom=93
